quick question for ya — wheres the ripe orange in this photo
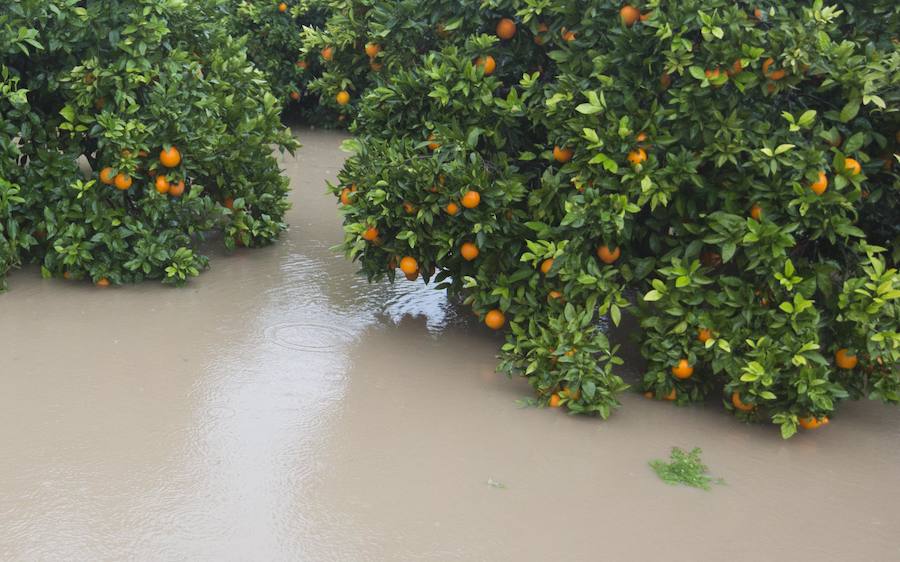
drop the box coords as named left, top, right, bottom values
left=549, top=393, right=562, bottom=408
left=640, top=11, right=652, bottom=21
left=340, top=187, right=354, bottom=205
left=620, top=5, right=640, bottom=27
left=496, top=18, right=516, bottom=40
left=365, top=43, right=381, bottom=58
left=460, top=242, right=479, bottom=261
left=596, top=245, right=621, bottom=264
left=224, top=197, right=234, bottom=210
left=750, top=203, right=763, bottom=221
left=95, top=277, right=110, bottom=288
left=561, top=28, right=576, bottom=42
left=321, top=46, right=334, bottom=61
left=427, top=133, right=440, bottom=151
left=278, top=2, right=287, bottom=12
left=731, top=392, right=754, bottom=412
left=553, top=145, right=573, bottom=163
left=659, top=72, right=672, bottom=89
left=540, top=258, right=554, bottom=274
left=445, top=202, right=460, bottom=215
left=834, top=348, right=858, bottom=370
left=160, top=146, right=181, bottom=167
left=296, top=60, right=308, bottom=69
left=114, top=173, right=132, bottom=190
left=799, top=416, right=829, bottom=430
left=485, top=309, right=506, bottom=330
left=99, top=167, right=116, bottom=185
left=548, top=290, right=563, bottom=301
left=155, top=175, right=170, bottom=194
left=290, top=91, right=301, bottom=101
left=461, top=190, right=481, bottom=209
left=475, top=55, right=496, bottom=75
left=762, top=57, right=774, bottom=75
left=636, top=132, right=648, bottom=143
left=644, top=391, right=654, bottom=399
left=404, top=271, right=418, bottom=281
left=335, top=90, right=350, bottom=105
left=843, top=157, right=861, bottom=176
left=399, top=256, right=418, bottom=275
left=403, top=201, right=416, bottom=214
left=664, top=388, right=677, bottom=401
left=729, top=59, right=744, bottom=76
left=671, top=359, right=694, bottom=380
left=627, top=148, right=647, bottom=165
left=697, top=328, right=712, bottom=343
left=362, top=226, right=378, bottom=241
left=810, top=171, right=828, bottom=195
left=169, top=180, right=185, bottom=197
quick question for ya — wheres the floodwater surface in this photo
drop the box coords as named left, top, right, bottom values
left=1, top=128, right=899, bottom=562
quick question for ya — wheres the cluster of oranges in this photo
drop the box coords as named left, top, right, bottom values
left=98, top=146, right=186, bottom=197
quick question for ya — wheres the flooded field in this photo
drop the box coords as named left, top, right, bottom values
left=1, top=128, right=899, bottom=561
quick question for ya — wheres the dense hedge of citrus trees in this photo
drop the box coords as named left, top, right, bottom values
left=329, top=0, right=899, bottom=436
left=0, top=0, right=296, bottom=288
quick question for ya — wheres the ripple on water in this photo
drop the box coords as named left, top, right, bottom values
left=263, top=322, right=356, bottom=352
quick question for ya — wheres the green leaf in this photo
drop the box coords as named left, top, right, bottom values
left=643, top=289, right=663, bottom=302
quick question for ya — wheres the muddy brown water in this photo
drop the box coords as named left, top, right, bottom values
left=1, top=128, right=899, bottom=561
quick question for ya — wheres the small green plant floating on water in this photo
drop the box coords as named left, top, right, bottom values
left=649, top=447, right=724, bottom=491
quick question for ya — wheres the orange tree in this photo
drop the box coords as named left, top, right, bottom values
left=0, top=0, right=296, bottom=288
left=228, top=0, right=332, bottom=119
left=332, top=0, right=899, bottom=436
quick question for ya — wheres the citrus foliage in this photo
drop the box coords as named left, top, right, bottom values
left=649, top=447, right=723, bottom=490
left=0, top=0, right=296, bottom=288
left=330, top=0, right=899, bottom=436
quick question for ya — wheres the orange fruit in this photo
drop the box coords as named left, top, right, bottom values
left=95, top=277, right=110, bottom=288
left=697, top=328, right=712, bottom=343
left=768, top=69, right=786, bottom=81
left=169, top=180, right=185, bottom=197
left=475, top=55, right=496, bottom=75
left=404, top=271, right=418, bottom=281
left=762, top=57, right=774, bottom=75
left=627, top=148, right=647, bottom=165
left=753, top=8, right=762, bottom=20
left=362, top=226, right=378, bottom=241
left=496, top=18, right=516, bottom=40
left=549, top=393, right=562, bottom=408
left=340, top=187, right=355, bottom=205
left=290, top=91, right=301, bottom=101
left=296, top=60, right=308, bottom=69
left=155, top=175, right=170, bottom=194
left=565, top=387, right=581, bottom=401
left=224, top=197, right=234, bottom=210
left=445, top=202, right=460, bottom=215
left=278, top=2, right=287, bottom=12
left=460, top=242, right=479, bottom=261
left=644, top=391, right=654, bottom=399
left=461, top=190, right=481, bottom=209
left=548, top=290, right=563, bottom=301
left=660, top=73, right=672, bottom=89
left=540, top=258, right=554, bottom=274
left=160, top=146, right=181, bottom=167
left=485, top=309, right=506, bottom=330
left=553, top=145, right=573, bottom=163
left=750, top=203, right=763, bottom=221
left=844, top=157, right=861, bottom=176
left=399, top=256, right=418, bottom=275
left=335, top=90, right=350, bottom=105
left=321, top=46, right=334, bottom=61
left=671, top=359, right=694, bottom=380
left=799, top=416, right=829, bottom=430
left=620, top=5, right=640, bottom=27
left=664, top=388, right=677, bottom=401
left=731, top=392, right=754, bottom=412
left=810, top=171, right=828, bottom=195
left=596, top=245, right=621, bottom=264
left=365, top=43, right=381, bottom=58
left=370, top=61, right=383, bottom=72
left=113, top=173, right=132, bottom=190
left=834, top=348, right=858, bottom=370
left=561, top=29, right=576, bottom=42
left=636, top=132, right=648, bottom=143
left=640, top=11, right=652, bottom=21
left=99, top=167, right=116, bottom=185
left=403, top=201, right=416, bottom=214
left=729, top=59, right=744, bottom=76
left=427, top=133, right=440, bottom=151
